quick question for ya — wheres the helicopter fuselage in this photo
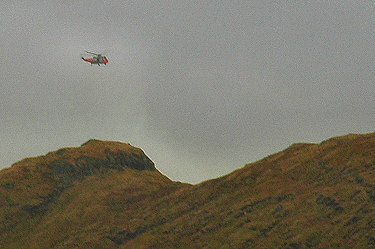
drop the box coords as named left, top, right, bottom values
left=81, top=54, right=108, bottom=66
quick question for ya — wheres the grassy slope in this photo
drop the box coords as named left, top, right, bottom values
left=1, top=133, right=375, bottom=248
left=0, top=140, right=186, bottom=249
left=125, top=133, right=375, bottom=248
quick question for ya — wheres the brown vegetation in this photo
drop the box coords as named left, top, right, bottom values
left=1, top=133, right=375, bottom=248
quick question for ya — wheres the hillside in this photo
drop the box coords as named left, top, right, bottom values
left=0, top=140, right=186, bottom=248
left=1, top=133, right=375, bottom=248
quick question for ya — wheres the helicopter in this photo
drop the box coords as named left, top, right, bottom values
left=81, top=51, right=108, bottom=66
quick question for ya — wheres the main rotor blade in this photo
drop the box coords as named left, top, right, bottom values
left=85, top=51, right=99, bottom=56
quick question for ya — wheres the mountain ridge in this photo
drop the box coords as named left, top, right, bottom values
left=1, top=133, right=375, bottom=248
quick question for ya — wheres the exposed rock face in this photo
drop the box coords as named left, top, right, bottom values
left=47, top=145, right=155, bottom=183
left=1, top=139, right=157, bottom=218
left=31, top=140, right=156, bottom=194
left=24, top=139, right=155, bottom=175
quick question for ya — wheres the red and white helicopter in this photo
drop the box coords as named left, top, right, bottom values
left=81, top=51, right=108, bottom=66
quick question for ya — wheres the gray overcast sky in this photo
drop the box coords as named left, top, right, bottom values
left=1, top=1, right=375, bottom=183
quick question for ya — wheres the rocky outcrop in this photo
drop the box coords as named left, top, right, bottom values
left=5, top=139, right=156, bottom=218
left=47, top=147, right=155, bottom=183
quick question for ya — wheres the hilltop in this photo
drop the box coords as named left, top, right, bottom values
left=0, top=140, right=185, bottom=248
left=1, top=133, right=375, bottom=248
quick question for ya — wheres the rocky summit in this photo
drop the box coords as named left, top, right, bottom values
left=0, top=139, right=168, bottom=248
left=1, top=139, right=156, bottom=215
left=1, top=134, right=375, bottom=248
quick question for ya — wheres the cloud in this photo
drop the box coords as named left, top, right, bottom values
left=1, top=1, right=375, bottom=183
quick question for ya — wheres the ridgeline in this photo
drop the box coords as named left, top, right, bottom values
left=1, top=133, right=375, bottom=248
